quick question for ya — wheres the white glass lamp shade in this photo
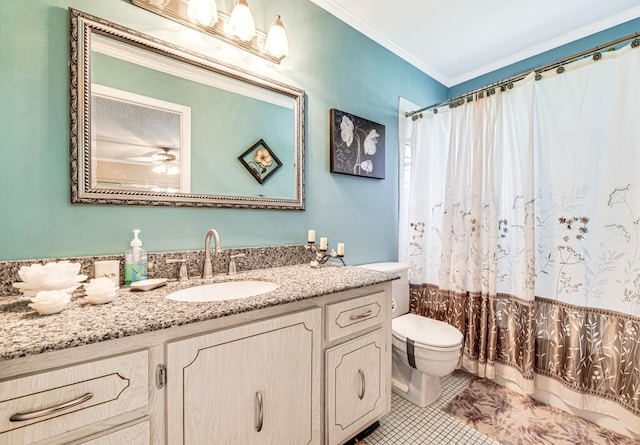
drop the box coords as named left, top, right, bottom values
left=265, top=15, right=289, bottom=58
left=229, top=0, right=256, bottom=41
left=187, top=0, right=219, bottom=27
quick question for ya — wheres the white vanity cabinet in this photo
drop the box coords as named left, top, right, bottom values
left=324, top=291, right=391, bottom=445
left=0, top=279, right=392, bottom=445
left=165, top=308, right=322, bottom=445
left=0, top=350, right=149, bottom=445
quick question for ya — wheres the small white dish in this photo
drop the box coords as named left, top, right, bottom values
left=84, top=277, right=119, bottom=304
left=13, top=273, right=87, bottom=298
left=17, top=261, right=82, bottom=287
left=28, top=290, right=71, bottom=315
left=85, top=293, right=116, bottom=305
left=130, top=278, right=168, bottom=291
left=29, top=300, right=70, bottom=315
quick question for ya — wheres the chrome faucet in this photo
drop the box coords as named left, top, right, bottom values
left=202, top=229, right=221, bottom=279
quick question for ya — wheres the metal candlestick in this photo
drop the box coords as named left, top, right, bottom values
left=304, top=242, right=346, bottom=268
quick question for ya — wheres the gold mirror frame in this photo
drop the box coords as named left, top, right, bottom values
left=69, top=8, right=305, bottom=210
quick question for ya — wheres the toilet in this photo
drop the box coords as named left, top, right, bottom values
left=359, top=262, right=464, bottom=407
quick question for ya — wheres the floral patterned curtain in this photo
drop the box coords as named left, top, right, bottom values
left=405, top=41, right=640, bottom=435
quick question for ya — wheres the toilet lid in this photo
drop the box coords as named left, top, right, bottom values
left=393, top=313, right=463, bottom=348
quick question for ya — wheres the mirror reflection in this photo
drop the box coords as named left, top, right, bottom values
left=70, top=9, right=305, bottom=209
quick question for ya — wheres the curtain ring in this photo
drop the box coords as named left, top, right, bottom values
left=592, top=52, right=602, bottom=61
left=500, top=85, right=506, bottom=92
left=507, top=82, right=514, bottom=89
left=433, top=108, right=438, bottom=114
left=556, top=66, right=565, bottom=74
left=535, top=73, right=542, bottom=81
left=632, top=39, right=639, bottom=48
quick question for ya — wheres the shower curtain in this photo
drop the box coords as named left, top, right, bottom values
left=405, top=41, right=640, bottom=434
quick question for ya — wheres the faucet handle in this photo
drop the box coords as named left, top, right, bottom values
left=167, top=258, right=188, bottom=282
left=228, top=253, right=246, bottom=276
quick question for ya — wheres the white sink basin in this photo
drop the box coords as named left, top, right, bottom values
left=166, top=280, right=280, bottom=302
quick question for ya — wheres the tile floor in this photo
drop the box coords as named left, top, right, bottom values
left=365, top=370, right=501, bottom=445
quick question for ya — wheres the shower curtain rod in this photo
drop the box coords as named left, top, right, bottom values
left=405, top=31, right=640, bottom=120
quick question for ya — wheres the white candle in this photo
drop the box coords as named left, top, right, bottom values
left=319, top=237, right=328, bottom=250
left=307, top=230, right=316, bottom=243
left=337, top=243, right=345, bottom=256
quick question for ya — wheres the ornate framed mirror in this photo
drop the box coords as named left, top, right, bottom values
left=70, top=9, right=305, bottom=210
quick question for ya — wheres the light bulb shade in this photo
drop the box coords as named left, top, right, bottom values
left=265, top=15, right=289, bottom=58
left=229, top=0, right=256, bottom=42
left=187, top=0, right=218, bottom=27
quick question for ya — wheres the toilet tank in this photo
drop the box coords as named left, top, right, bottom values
left=358, top=262, right=409, bottom=318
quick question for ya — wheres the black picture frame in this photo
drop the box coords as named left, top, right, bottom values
left=237, top=139, right=283, bottom=184
left=329, top=109, right=385, bottom=179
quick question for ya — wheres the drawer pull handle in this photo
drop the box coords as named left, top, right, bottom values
left=10, top=392, right=93, bottom=422
left=255, top=391, right=263, bottom=432
left=349, top=310, right=372, bottom=321
left=358, top=369, right=366, bottom=400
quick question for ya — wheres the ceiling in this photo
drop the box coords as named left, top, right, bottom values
left=310, top=0, right=640, bottom=87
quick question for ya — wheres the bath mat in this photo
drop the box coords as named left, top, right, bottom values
left=444, top=378, right=638, bottom=445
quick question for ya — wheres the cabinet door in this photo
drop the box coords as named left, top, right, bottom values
left=166, top=309, right=321, bottom=445
left=326, top=329, right=389, bottom=445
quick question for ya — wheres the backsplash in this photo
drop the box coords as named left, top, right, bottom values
left=0, top=244, right=315, bottom=297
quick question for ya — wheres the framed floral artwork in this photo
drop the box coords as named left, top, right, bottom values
left=329, top=109, right=385, bottom=179
left=238, top=139, right=282, bottom=184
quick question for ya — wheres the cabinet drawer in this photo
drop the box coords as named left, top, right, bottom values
left=78, top=419, right=150, bottom=445
left=326, top=291, right=386, bottom=342
left=325, top=329, right=389, bottom=445
left=0, top=350, right=148, bottom=445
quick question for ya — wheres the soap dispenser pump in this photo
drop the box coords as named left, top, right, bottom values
left=125, top=229, right=148, bottom=286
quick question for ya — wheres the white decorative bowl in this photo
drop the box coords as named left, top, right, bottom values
left=17, top=261, right=81, bottom=287
left=84, top=278, right=118, bottom=305
left=13, top=261, right=86, bottom=298
left=28, top=290, right=72, bottom=315
left=85, top=292, right=116, bottom=305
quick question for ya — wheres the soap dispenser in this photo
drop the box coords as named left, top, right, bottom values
left=125, top=229, right=148, bottom=286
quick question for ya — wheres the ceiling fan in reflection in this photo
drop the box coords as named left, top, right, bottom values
left=125, top=147, right=179, bottom=175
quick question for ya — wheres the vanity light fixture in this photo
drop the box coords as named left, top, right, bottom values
left=132, top=0, right=290, bottom=63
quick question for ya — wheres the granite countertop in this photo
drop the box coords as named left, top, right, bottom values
left=0, top=264, right=396, bottom=362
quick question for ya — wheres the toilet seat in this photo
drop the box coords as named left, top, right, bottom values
left=392, top=313, right=463, bottom=352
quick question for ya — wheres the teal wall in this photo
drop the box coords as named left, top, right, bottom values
left=448, top=17, right=640, bottom=98
left=0, top=0, right=445, bottom=262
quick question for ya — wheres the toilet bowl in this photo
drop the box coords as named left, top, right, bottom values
left=359, top=262, right=463, bottom=407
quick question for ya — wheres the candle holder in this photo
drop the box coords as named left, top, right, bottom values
left=305, top=242, right=346, bottom=268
